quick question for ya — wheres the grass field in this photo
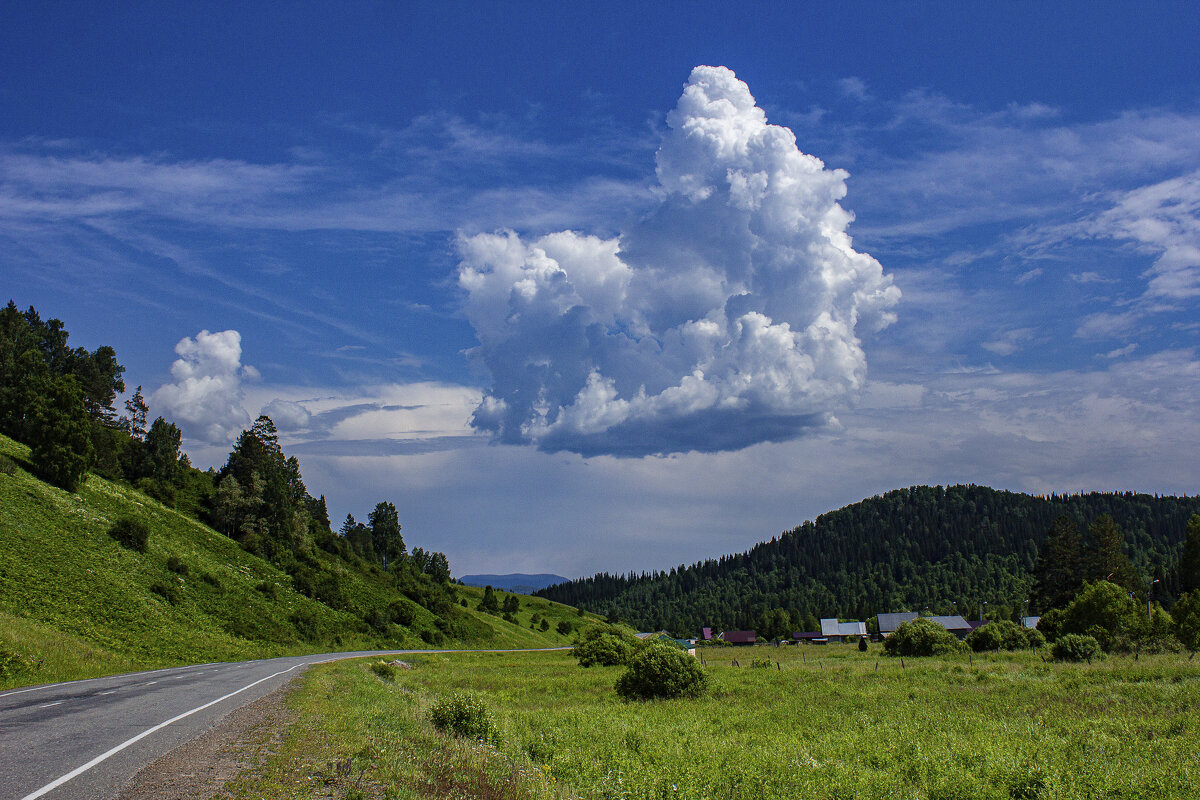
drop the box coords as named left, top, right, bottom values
left=229, top=643, right=1200, bottom=800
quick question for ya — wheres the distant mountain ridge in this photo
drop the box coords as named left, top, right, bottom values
left=460, top=573, right=569, bottom=593
left=537, top=485, right=1200, bottom=635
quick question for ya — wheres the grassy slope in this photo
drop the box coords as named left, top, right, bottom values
left=0, top=434, right=586, bottom=689
left=230, top=645, right=1200, bottom=800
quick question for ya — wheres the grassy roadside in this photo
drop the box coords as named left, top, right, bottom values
left=227, top=644, right=1200, bottom=800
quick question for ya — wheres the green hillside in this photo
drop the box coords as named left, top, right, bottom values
left=0, top=433, right=587, bottom=690
left=540, top=484, right=1200, bottom=635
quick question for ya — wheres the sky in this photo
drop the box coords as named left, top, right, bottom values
left=3, top=3, right=1199, bottom=578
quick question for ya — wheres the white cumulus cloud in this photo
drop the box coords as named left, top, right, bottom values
left=152, top=329, right=255, bottom=443
left=456, top=66, right=900, bottom=456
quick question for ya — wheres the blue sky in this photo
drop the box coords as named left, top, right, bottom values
left=3, top=3, right=1199, bottom=577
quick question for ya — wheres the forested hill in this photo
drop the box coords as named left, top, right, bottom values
left=537, top=485, right=1200, bottom=636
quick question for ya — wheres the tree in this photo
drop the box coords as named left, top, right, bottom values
left=211, top=474, right=245, bottom=537
left=143, top=417, right=183, bottom=484
left=478, top=585, right=500, bottom=613
left=1172, top=590, right=1200, bottom=659
left=1031, top=516, right=1083, bottom=612
left=122, top=385, right=149, bottom=440
left=27, top=373, right=94, bottom=491
left=502, top=594, right=520, bottom=614
left=1059, top=580, right=1143, bottom=652
left=368, top=501, right=404, bottom=565
left=1179, top=515, right=1200, bottom=596
left=1085, top=515, right=1138, bottom=592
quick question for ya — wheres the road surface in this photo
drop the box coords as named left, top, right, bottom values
left=0, top=648, right=518, bottom=800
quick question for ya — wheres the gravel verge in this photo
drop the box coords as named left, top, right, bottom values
left=113, top=680, right=298, bottom=800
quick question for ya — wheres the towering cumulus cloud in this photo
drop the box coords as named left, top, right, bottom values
left=152, top=329, right=255, bottom=444
left=457, top=66, right=900, bottom=456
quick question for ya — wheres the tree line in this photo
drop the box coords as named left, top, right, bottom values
left=537, top=485, right=1200, bottom=637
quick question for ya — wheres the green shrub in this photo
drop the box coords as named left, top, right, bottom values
left=557, top=620, right=573, bottom=636
left=108, top=517, right=149, bottom=553
left=615, top=643, right=710, bottom=700
left=857, top=636, right=868, bottom=652
left=573, top=626, right=638, bottom=667
left=1052, top=633, right=1103, bottom=662
left=0, top=453, right=17, bottom=475
left=256, top=581, right=278, bottom=600
left=429, top=691, right=500, bottom=743
left=149, top=581, right=181, bottom=604
left=882, top=617, right=965, bottom=657
left=370, top=661, right=399, bottom=682
left=165, top=555, right=189, bottom=575
left=0, top=648, right=35, bottom=681
left=965, top=619, right=1039, bottom=652
left=1059, top=581, right=1144, bottom=652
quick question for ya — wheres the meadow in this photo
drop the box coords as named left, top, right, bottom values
left=228, top=643, right=1200, bottom=800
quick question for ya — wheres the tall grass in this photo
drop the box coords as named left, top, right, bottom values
left=238, top=644, right=1200, bottom=799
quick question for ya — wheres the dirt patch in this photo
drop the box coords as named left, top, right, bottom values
left=114, top=682, right=298, bottom=800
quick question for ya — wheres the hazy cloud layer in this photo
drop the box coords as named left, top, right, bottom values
left=457, top=66, right=899, bottom=456
left=152, top=329, right=255, bottom=443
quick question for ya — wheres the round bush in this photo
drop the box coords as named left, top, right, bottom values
left=882, top=617, right=965, bottom=657
left=573, top=625, right=639, bottom=667
left=615, top=643, right=710, bottom=700
left=1052, top=633, right=1102, bottom=663
left=108, top=517, right=149, bottom=553
left=429, top=691, right=500, bottom=743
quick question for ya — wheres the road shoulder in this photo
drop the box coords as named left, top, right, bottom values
left=114, top=680, right=297, bottom=800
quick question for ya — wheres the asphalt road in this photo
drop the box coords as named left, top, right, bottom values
left=0, top=649, right=432, bottom=800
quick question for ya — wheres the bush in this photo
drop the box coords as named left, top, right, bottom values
left=966, top=619, right=1041, bottom=652
left=430, top=691, right=500, bottom=743
left=370, top=661, right=399, bottom=682
left=0, top=647, right=35, bottom=681
left=857, top=636, right=868, bottom=652
left=1058, top=581, right=1143, bottom=653
left=882, top=617, right=965, bottom=657
left=616, top=643, right=710, bottom=700
left=165, top=555, right=189, bottom=575
left=149, top=581, right=181, bottom=604
left=1052, top=633, right=1103, bottom=663
left=557, top=620, right=573, bottom=636
left=573, top=625, right=640, bottom=667
left=108, top=517, right=149, bottom=553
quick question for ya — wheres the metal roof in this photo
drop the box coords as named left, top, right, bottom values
left=719, top=630, right=757, bottom=643
left=927, top=615, right=971, bottom=631
left=876, top=612, right=918, bottom=633
left=820, top=619, right=866, bottom=637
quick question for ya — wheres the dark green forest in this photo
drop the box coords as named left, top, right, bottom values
left=538, top=485, right=1200, bottom=637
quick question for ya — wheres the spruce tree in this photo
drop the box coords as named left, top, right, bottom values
left=1031, top=516, right=1083, bottom=612
left=1179, top=515, right=1200, bottom=595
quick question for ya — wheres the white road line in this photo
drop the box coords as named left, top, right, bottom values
left=37, top=702, right=63, bottom=709
left=19, top=662, right=308, bottom=800
left=98, top=691, right=116, bottom=696
left=0, top=662, right=222, bottom=700
left=144, top=681, right=157, bottom=686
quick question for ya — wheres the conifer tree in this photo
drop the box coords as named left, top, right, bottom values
left=1031, top=516, right=1084, bottom=612
left=1178, top=515, right=1200, bottom=596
